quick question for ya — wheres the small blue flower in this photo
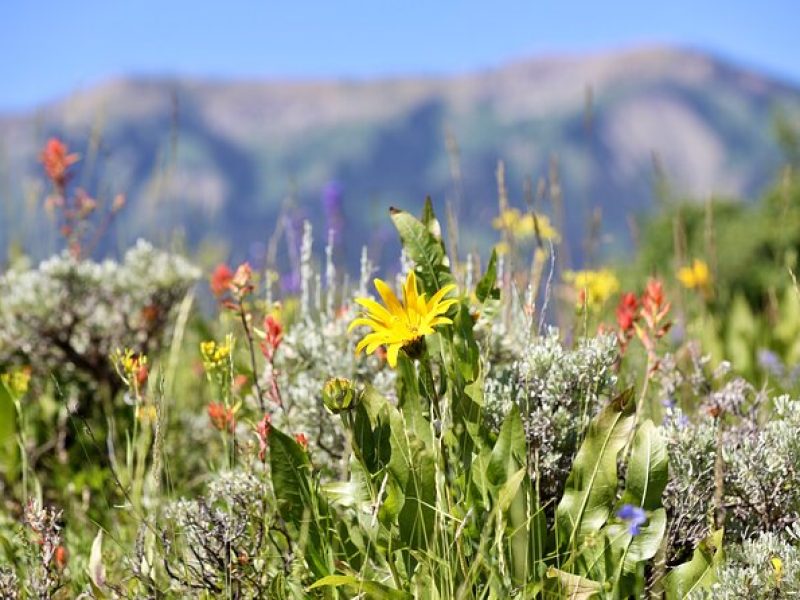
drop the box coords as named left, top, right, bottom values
left=757, top=349, right=784, bottom=378
left=617, top=504, right=647, bottom=536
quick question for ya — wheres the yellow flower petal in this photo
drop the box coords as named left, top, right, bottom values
left=387, top=344, right=401, bottom=367
left=374, top=278, right=403, bottom=315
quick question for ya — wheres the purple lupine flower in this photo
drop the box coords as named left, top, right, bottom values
left=280, top=271, right=301, bottom=295
left=662, top=409, right=690, bottom=430
left=321, top=181, right=343, bottom=214
left=321, top=181, right=344, bottom=244
left=758, top=349, right=784, bottom=378
left=617, top=504, right=647, bottom=536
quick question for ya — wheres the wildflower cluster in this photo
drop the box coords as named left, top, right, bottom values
left=39, top=138, right=125, bottom=258
left=492, top=207, right=560, bottom=255
left=21, top=500, right=66, bottom=598
left=0, top=367, right=31, bottom=397
left=200, top=337, right=233, bottom=371
left=616, top=278, right=673, bottom=366
left=677, top=257, right=711, bottom=291
left=564, top=268, right=620, bottom=310
left=111, top=348, right=149, bottom=390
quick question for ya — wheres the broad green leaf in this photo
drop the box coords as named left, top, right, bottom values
left=556, top=389, right=636, bottom=549
left=622, top=508, right=667, bottom=570
left=352, top=389, right=393, bottom=475
left=452, top=301, right=481, bottom=383
left=620, top=420, right=669, bottom=510
left=496, top=467, right=527, bottom=513
left=475, top=249, right=500, bottom=302
left=270, top=427, right=313, bottom=525
left=308, top=574, right=412, bottom=599
left=397, top=445, right=436, bottom=551
left=269, top=427, right=332, bottom=578
left=596, top=420, right=669, bottom=589
left=605, top=508, right=667, bottom=590
left=487, top=406, right=526, bottom=487
left=664, top=529, right=724, bottom=600
left=390, top=206, right=455, bottom=296
left=575, top=533, right=625, bottom=587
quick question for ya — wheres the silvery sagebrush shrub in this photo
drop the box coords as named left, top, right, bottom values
left=660, top=408, right=717, bottom=562
left=692, top=522, right=800, bottom=599
left=723, top=395, right=800, bottom=536
left=0, top=240, right=199, bottom=401
left=483, top=324, right=619, bottom=506
left=659, top=346, right=800, bottom=562
left=156, top=471, right=275, bottom=596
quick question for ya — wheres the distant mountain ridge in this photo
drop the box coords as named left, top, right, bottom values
left=2, top=45, right=799, bottom=269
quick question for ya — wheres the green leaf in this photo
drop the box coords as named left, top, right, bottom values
left=605, top=508, right=667, bottom=588
left=269, top=427, right=332, bottom=578
left=556, top=389, right=636, bottom=549
left=475, top=249, right=500, bottom=303
left=620, top=420, right=669, bottom=510
left=0, top=382, right=18, bottom=478
left=390, top=206, right=454, bottom=296
left=397, top=445, right=436, bottom=551
left=496, top=467, right=527, bottom=513
left=575, top=533, right=624, bottom=587
left=487, top=406, right=526, bottom=487
left=270, top=428, right=313, bottom=525
left=308, top=574, right=412, bottom=599
left=598, top=420, right=669, bottom=586
left=664, top=529, right=725, bottom=599
left=352, top=390, right=393, bottom=475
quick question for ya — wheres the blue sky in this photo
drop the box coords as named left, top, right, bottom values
left=1, top=1, right=797, bottom=111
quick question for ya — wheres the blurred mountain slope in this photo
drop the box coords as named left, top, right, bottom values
left=2, top=45, right=799, bottom=268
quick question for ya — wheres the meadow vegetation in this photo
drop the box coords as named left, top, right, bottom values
left=1, top=136, right=799, bottom=598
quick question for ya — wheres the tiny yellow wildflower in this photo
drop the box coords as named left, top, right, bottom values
left=771, top=556, right=783, bottom=582
left=492, top=208, right=560, bottom=242
left=494, top=241, right=511, bottom=256
left=135, top=404, right=158, bottom=423
left=111, top=348, right=148, bottom=387
left=1, top=368, right=31, bottom=396
left=677, top=258, right=711, bottom=290
left=200, top=337, right=233, bottom=368
left=564, top=269, right=620, bottom=309
left=349, top=271, right=458, bottom=367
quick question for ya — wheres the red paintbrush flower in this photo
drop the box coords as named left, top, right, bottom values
left=260, top=314, right=283, bottom=361
left=208, top=402, right=235, bottom=432
left=39, top=138, right=79, bottom=189
left=210, top=264, right=234, bottom=297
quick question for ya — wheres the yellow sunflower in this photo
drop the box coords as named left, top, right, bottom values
left=349, top=270, right=458, bottom=367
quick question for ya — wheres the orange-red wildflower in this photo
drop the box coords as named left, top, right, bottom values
left=208, top=402, right=235, bottom=432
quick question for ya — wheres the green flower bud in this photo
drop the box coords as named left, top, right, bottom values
left=322, top=377, right=357, bottom=414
